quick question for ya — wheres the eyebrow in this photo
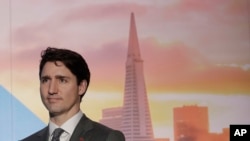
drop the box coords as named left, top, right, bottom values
left=55, top=75, right=70, bottom=80
left=40, top=75, right=50, bottom=80
left=40, top=75, right=70, bottom=80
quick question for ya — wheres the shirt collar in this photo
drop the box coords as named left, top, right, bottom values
left=49, top=110, right=83, bottom=136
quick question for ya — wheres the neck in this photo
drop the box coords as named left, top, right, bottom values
left=50, top=107, right=80, bottom=126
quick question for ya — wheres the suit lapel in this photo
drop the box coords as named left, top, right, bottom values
left=70, top=115, right=93, bottom=141
left=36, top=126, right=49, bottom=141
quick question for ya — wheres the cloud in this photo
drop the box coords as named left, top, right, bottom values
left=10, top=0, right=250, bottom=66
left=163, top=0, right=248, bottom=21
left=140, top=38, right=250, bottom=94
left=81, top=40, right=127, bottom=91
left=60, top=2, right=147, bottom=23
left=10, top=35, right=250, bottom=95
left=9, top=2, right=148, bottom=51
left=242, top=64, right=250, bottom=71
left=218, top=64, right=250, bottom=71
left=157, top=0, right=250, bottom=65
left=3, top=0, right=250, bottom=95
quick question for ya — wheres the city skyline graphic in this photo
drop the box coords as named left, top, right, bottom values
left=99, top=13, right=230, bottom=141
left=0, top=1, right=250, bottom=141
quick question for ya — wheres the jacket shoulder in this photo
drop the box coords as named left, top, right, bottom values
left=71, top=115, right=125, bottom=141
left=88, top=120, right=125, bottom=141
left=20, top=127, right=48, bottom=141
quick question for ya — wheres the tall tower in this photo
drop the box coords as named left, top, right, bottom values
left=121, top=13, right=154, bottom=141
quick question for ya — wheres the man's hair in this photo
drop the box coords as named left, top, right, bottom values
left=39, top=47, right=90, bottom=98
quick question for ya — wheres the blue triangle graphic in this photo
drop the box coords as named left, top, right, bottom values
left=0, top=85, right=45, bottom=141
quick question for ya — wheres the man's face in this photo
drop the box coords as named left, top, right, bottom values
left=40, top=61, right=86, bottom=116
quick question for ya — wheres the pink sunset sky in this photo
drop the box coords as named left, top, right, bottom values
left=0, top=0, right=250, bottom=140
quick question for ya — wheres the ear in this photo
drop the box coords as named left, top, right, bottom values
left=78, top=80, right=87, bottom=96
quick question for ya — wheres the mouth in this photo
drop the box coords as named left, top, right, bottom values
left=47, top=97, right=61, bottom=103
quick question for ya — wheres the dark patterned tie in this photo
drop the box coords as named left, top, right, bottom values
left=52, top=128, right=64, bottom=141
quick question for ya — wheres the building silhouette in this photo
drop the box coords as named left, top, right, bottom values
left=173, top=105, right=229, bottom=141
left=99, top=107, right=123, bottom=130
left=173, top=105, right=209, bottom=141
left=209, top=128, right=229, bottom=141
left=100, top=13, right=154, bottom=141
left=120, top=12, right=154, bottom=141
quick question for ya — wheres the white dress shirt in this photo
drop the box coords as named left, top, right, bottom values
left=49, top=111, right=83, bottom=141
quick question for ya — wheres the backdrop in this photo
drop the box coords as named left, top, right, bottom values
left=0, top=0, right=249, bottom=141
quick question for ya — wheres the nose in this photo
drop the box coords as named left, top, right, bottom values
left=48, top=80, right=58, bottom=95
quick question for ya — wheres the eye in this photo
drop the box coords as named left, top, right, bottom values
left=41, top=78, right=49, bottom=83
left=59, top=78, right=68, bottom=83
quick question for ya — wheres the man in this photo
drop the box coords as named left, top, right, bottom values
left=21, top=47, right=125, bottom=141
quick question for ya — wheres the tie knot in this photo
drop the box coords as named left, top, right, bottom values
left=52, top=128, right=64, bottom=141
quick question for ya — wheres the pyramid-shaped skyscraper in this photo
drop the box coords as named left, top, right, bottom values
left=121, top=13, right=154, bottom=141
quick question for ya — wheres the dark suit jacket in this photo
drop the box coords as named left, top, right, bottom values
left=21, top=115, right=125, bottom=141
